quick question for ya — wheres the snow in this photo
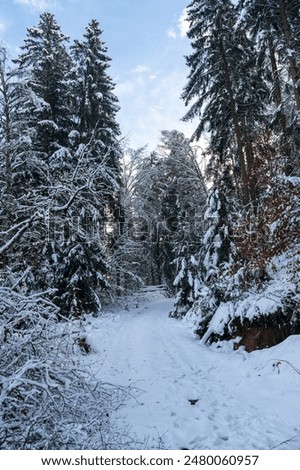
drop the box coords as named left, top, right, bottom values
left=191, top=248, right=299, bottom=343
left=81, top=291, right=300, bottom=450
left=278, top=175, right=300, bottom=187
left=38, top=120, right=59, bottom=130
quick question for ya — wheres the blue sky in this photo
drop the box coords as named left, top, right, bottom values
left=0, top=0, right=198, bottom=150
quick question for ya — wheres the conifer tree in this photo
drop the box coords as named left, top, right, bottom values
left=2, top=15, right=123, bottom=316
left=182, top=0, right=267, bottom=203
left=239, top=0, right=300, bottom=176
left=15, top=12, right=73, bottom=152
left=181, top=0, right=300, bottom=347
left=0, top=45, right=53, bottom=290
left=170, top=246, right=202, bottom=318
left=130, top=131, right=207, bottom=293
left=71, top=19, right=122, bottom=208
left=201, top=186, right=233, bottom=284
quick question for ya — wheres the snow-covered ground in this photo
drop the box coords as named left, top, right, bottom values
left=81, top=290, right=300, bottom=450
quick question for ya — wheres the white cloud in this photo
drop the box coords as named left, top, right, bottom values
left=116, top=80, right=135, bottom=96
left=132, top=65, right=150, bottom=74
left=167, top=9, right=189, bottom=40
left=0, top=21, right=6, bottom=34
left=178, top=8, right=189, bottom=37
left=14, top=0, right=57, bottom=10
left=116, top=70, right=196, bottom=151
left=167, top=28, right=177, bottom=39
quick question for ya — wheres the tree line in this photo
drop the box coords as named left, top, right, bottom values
left=117, top=0, right=299, bottom=350
left=0, top=2, right=299, bottom=338
left=174, top=0, right=299, bottom=349
left=0, top=0, right=299, bottom=449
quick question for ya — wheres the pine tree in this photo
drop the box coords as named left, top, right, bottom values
left=130, top=131, right=207, bottom=293
left=182, top=0, right=268, bottom=203
left=71, top=19, right=122, bottom=206
left=0, top=45, right=52, bottom=290
left=178, top=1, right=300, bottom=348
left=2, top=15, right=123, bottom=316
left=190, top=182, right=237, bottom=339
left=49, top=19, right=123, bottom=314
left=14, top=12, right=73, bottom=152
left=239, top=0, right=300, bottom=176
left=201, top=186, right=233, bottom=284
left=170, top=246, right=202, bottom=318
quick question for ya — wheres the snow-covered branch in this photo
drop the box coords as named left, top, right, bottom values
left=0, top=215, right=35, bottom=255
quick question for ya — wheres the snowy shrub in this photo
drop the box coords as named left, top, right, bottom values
left=190, top=287, right=217, bottom=337
left=189, top=176, right=300, bottom=350
left=0, top=288, right=131, bottom=449
left=169, top=249, right=202, bottom=318
left=193, top=249, right=300, bottom=351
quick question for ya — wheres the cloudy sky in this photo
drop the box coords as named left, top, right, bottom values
left=1, top=0, right=197, bottom=150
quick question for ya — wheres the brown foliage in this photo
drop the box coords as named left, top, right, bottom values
left=233, top=325, right=290, bottom=352
left=234, top=177, right=299, bottom=283
left=75, top=336, right=91, bottom=353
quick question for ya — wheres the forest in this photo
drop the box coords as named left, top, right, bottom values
left=0, top=0, right=299, bottom=450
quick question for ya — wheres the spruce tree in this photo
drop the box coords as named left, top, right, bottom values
left=201, top=186, right=233, bottom=284
left=71, top=19, right=122, bottom=206
left=3, top=15, right=123, bottom=316
left=130, top=131, right=207, bottom=293
left=182, top=0, right=268, bottom=203
left=239, top=0, right=300, bottom=176
left=181, top=0, right=300, bottom=347
left=0, top=45, right=53, bottom=290
left=14, top=12, right=73, bottom=152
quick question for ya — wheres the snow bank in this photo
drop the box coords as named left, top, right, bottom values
left=191, top=248, right=300, bottom=349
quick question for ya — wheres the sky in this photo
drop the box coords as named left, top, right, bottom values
left=0, top=0, right=199, bottom=151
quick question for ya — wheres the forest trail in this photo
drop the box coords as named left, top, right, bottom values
left=85, top=295, right=300, bottom=450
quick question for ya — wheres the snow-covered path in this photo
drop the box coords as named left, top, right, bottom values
left=84, top=296, right=300, bottom=450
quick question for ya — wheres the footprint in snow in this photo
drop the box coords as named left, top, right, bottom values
left=188, top=399, right=199, bottom=405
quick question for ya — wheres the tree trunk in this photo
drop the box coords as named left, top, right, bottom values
left=0, top=53, right=14, bottom=223
left=216, top=17, right=249, bottom=205
left=267, top=33, right=292, bottom=173
left=279, top=0, right=300, bottom=110
left=0, top=67, right=12, bottom=194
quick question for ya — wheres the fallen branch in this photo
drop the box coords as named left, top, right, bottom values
left=270, top=359, right=300, bottom=375
left=269, top=433, right=300, bottom=450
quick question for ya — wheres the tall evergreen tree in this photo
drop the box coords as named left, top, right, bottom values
left=14, top=12, right=73, bottom=152
left=71, top=19, right=122, bottom=206
left=239, top=0, right=300, bottom=176
left=131, top=131, right=207, bottom=292
left=182, top=0, right=268, bottom=203
left=181, top=0, right=300, bottom=348
left=0, top=45, right=52, bottom=290
left=201, top=186, right=233, bottom=284
left=55, top=19, right=124, bottom=314
left=1, top=15, right=123, bottom=316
